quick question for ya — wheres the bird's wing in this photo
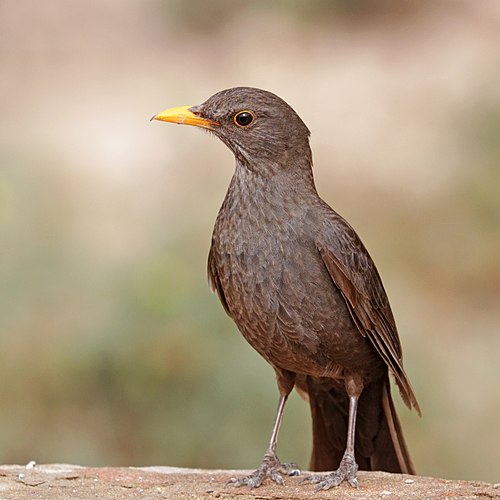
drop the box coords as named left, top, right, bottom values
left=207, top=241, right=231, bottom=316
left=316, top=209, right=420, bottom=414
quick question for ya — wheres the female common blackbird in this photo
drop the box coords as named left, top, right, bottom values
left=152, top=87, right=420, bottom=491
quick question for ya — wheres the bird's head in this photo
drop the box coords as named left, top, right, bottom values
left=152, top=87, right=312, bottom=175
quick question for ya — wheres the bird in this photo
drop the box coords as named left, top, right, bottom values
left=152, top=87, right=420, bottom=490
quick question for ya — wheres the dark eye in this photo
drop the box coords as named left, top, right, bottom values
left=234, top=110, right=255, bottom=127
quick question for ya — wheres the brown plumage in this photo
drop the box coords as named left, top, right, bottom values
left=152, top=87, right=420, bottom=490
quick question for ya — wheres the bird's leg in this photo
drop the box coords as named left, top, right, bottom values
left=226, top=394, right=300, bottom=489
left=303, top=374, right=363, bottom=490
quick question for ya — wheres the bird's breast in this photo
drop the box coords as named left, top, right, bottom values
left=208, top=172, right=384, bottom=378
left=211, top=199, right=338, bottom=369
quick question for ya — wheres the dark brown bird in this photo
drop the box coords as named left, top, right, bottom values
left=152, top=87, right=420, bottom=490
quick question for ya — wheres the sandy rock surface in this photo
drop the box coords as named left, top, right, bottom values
left=0, top=463, right=498, bottom=499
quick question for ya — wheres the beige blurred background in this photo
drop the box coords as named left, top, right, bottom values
left=1, top=0, right=499, bottom=483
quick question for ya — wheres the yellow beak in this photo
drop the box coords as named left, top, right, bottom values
left=151, top=105, right=219, bottom=130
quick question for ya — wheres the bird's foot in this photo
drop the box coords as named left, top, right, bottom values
left=226, top=452, right=300, bottom=489
left=302, top=452, right=359, bottom=491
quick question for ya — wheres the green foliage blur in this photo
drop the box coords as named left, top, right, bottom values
left=1, top=0, right=499, bottom=484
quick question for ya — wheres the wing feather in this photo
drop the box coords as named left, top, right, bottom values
left=207, top=242, right=231, bottom=316
left=316, top=210, right=420, bottom=415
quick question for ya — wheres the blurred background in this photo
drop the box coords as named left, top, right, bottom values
left=1, top=0, right=499, bottom=484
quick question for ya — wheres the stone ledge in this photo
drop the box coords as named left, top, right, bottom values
left=0, top=463, right=498, bottom=499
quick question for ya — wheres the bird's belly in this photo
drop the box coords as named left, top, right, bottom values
left=213, top=237, right=380, bottom=378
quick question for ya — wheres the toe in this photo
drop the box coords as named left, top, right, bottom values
left=279, top=462, right=301, bottom=476
left=225, top=454, right=299, bottom=489
left=246, top=476, right=263, bottom=489
left=300, top=473, right=322, bottom=485
left=348, top=476, right=359, bottom=488
left=269, top=471, right=285, bottom=485
left=313, top=475, right=341, bottom=492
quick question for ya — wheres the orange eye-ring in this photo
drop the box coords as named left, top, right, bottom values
left=234, top=110, right=255, bottom=127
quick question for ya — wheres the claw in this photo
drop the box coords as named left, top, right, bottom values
left=303, top=452, right=359, bottom=491
left=286, top=465, right=301, bottom=477
left=226, top=453, right=300, bottom=489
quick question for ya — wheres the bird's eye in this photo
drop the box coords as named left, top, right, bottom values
left=234, top=110, right=255, bottom=127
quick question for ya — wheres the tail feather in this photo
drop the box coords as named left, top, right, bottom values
left=377, top=378, right=415, bottom=473
left=309, top=385, right=347, bottom=471
left=307, top=375, right=415, bottom=474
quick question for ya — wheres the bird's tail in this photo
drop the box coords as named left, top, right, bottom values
left=308, top=375, right=415, bottom=474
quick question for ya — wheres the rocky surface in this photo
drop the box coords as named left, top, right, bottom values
left=0, top=463, right=498, bottom=499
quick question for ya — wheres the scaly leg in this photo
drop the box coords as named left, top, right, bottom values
left=303, top=374, right=363, bottom=490
left=227, top=394, right=300, bottom=489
